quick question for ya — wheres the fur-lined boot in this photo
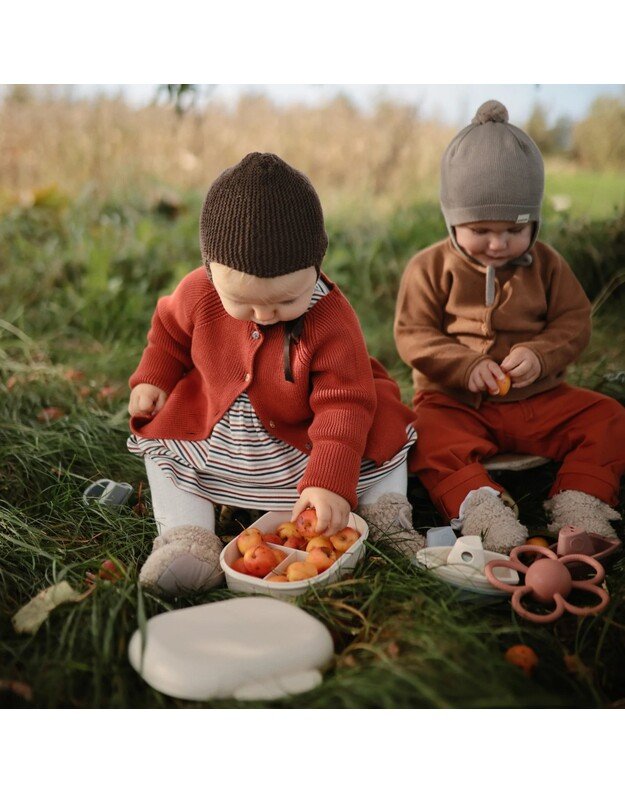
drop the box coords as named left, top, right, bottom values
left=460, top=487, right=528, bottom=554
left=357, top=493, right=425, bottom=558
left=139, top=525, right=224, bottom=596
left=544, top=490, right=620, bottom=538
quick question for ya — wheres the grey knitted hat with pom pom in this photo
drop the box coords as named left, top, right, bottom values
left=440, top=100, right=544, bottom=228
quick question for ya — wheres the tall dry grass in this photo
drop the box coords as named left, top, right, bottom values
left=0, top=92, right=451, bottom=213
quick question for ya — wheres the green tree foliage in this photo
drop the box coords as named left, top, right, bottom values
left=572, top=95, right=625, bottom=169
left=525, top=102, right=571, bottom=156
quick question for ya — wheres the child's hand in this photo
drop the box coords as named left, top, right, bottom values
left=467, top=359, right=507, bottom=394
left=128, top=384, right=168, bottom=417
left=291, top=487, right=351, bottom=535
left=500, top=346, right=541, bottom=388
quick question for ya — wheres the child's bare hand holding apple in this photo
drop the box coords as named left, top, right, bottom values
left=291, top=487, right=350, bottom=535
left=467, top=359, right=508, bottom=394
left=500, top=346, right=541, bottom=388
left=128, top=383, right=168, bottom=417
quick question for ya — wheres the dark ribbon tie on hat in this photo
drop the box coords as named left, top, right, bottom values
left=283, top=315, right=305, bottom=382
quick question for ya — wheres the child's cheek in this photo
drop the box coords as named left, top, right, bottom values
left=225, top=304, right=248, bottom=322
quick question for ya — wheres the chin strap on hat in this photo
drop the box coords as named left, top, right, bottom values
left=283, top=315, right=305, bottom=382
left=485, top=265, right=495, bottom=307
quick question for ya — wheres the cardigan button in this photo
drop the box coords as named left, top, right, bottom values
left=269, top=420, right=276, bottom=428
left=251, top=330, right=260, bottom=340
left=244, top=372, right=251, bottom=382
left=305, top=442, right=312, bottom=450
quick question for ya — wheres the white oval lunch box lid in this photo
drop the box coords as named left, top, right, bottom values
left=128, top=596, right=334, bottom=701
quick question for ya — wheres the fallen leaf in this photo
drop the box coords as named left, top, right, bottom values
left=131, top=480, right=148, bottom=516
left=563, top=653, right=590, bottom=677
left=37, top=406, right=65, bottom=422
left=12, top=581, right=90, bottom=634
left=64, top=368, right=85, bottom=381
left=7, top=375, right=19, bottom=390
left=97, top=385, right=120, bottom=401
left=0, top=679, right=33, bottom=702
left=33, top=183, right=65, bottom=207
left=386, top=641, right=400, bottom=659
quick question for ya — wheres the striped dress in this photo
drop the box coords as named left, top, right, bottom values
left=128, top=280, right=415, bottom=510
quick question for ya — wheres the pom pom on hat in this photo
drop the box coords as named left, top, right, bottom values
left=440, top=100, right=544, bottom=230
left=472, top=100, right=509, bottom=124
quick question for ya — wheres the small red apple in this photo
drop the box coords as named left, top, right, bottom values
left=98, top=559, right=125, bottom=581
left=283, top=535, right=306, bottom=550
left=487, top=372, right=511, bottom=397
left=286, top=561, right=319, bottom=582
left=262, top=533, right=283, bottom=545
left=306, top=535, right=334, bottom=553
left=244, top=543, right=278, bottom=578
left=306, top=546, right=337, bottom=573
left=330, top=527, right=360, bottom=553
left=266, top=574, right=289, bottom=583
left=236, top=527, right=263, bottom=555
left=277, top=522, right=301, bottom=541
left=296, top=508, right=323, bottom=539
left=270, top=548, right=287, bottom=566
left=230, top=557, right=249, bottom=574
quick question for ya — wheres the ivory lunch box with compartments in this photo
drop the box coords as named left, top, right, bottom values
left=220, top=510, right=369, bottom=598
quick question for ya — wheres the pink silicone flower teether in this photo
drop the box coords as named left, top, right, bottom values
left=484, top=546, right=609, bottom=623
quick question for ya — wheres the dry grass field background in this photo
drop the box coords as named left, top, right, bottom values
left=0, top=92, right=450, bottom=213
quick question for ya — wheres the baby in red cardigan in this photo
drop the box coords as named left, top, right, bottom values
left=128, top=152, right=422, bottom=596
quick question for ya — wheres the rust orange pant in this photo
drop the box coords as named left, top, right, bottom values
left=410, top=384, right=625, bottom=521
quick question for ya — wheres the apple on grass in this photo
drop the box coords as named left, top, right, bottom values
left=286, top=561, right=319, bottom=582
left=243, top=543, right=278, bottom=578
left=330, top=527, right=360, bottom=553
left=98, top=559, right=125, bottom=581
left=236, top=527, right=263, bottom=555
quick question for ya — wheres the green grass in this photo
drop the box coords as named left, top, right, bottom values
left=545, top=168, right=625, bottom=219
left=1, top=193, right=625, bottom=708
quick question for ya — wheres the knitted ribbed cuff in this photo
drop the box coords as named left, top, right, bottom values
left=430, top=462, right=503, bottom=521
left=298, top=440, right=362, bottom=509
left=550, top=463, right=620, bottom=506
left=129, top=350, right=185, bottom=395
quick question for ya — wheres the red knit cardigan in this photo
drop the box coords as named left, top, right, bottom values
left=129, top=267, right=415, bottom=507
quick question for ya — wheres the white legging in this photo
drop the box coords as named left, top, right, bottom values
left=144, top=456, right=408, bottom=535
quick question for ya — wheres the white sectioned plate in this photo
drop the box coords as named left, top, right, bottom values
left=414, top=544, right=519, bottom=597
left=220, top=510, right=369, bottom=599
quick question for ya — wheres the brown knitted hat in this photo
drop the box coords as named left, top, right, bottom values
left=440, top=100, right=544, bottom=229
left=199, top=152, right=328, bottom=277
